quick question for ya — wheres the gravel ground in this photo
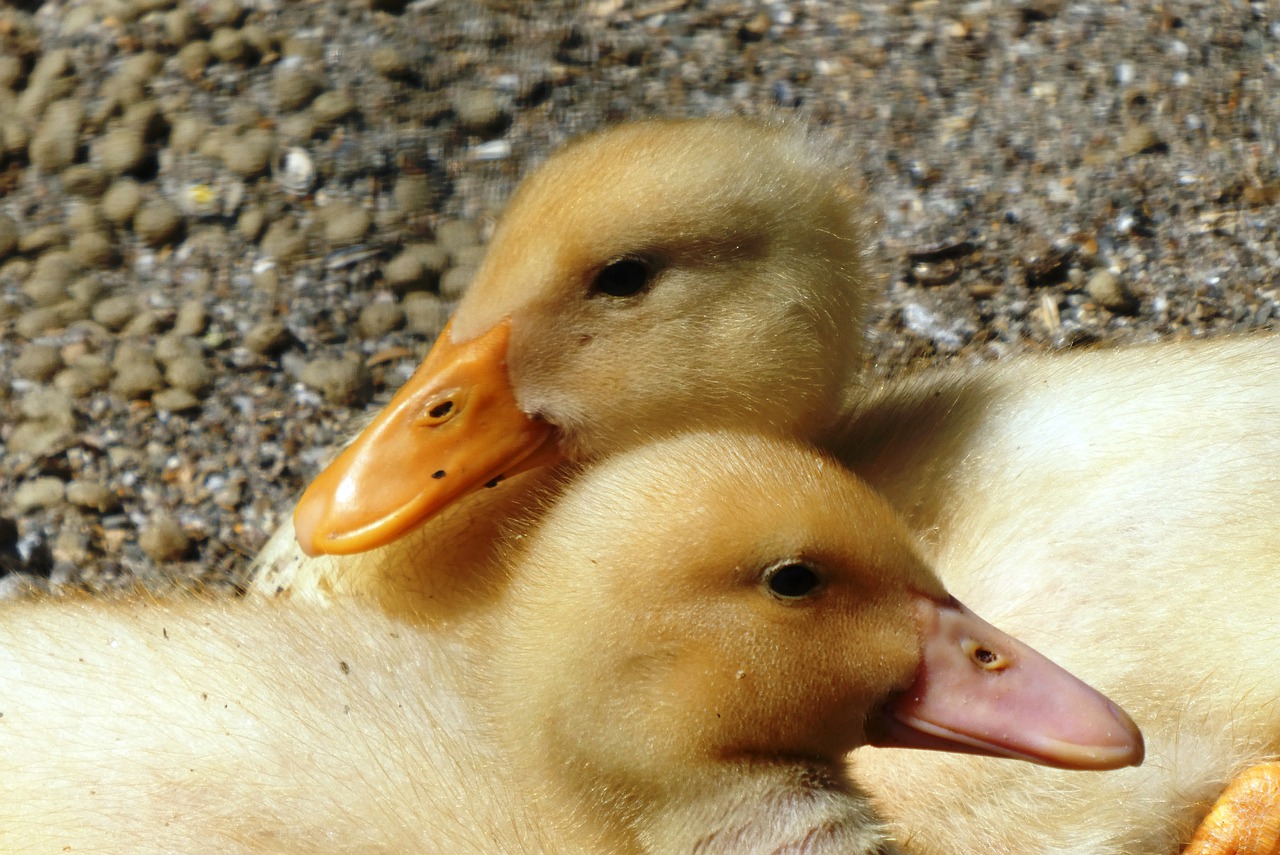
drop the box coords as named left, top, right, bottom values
left=1, top=0, right=1278, bottom=594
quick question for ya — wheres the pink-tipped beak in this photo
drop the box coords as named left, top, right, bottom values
left=869, top=597, right=1144, bottom=771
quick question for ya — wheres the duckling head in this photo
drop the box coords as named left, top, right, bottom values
left=486, top=432, right=1144, bottom=852
left=296, top=118, right=873, bottom=555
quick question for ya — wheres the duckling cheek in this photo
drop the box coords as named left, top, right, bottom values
left=867, top=596, right=1145, bottom=771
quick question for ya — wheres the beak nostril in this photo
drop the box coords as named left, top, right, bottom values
left=963, top=638, right=1010, bottom=672
left=416, top=398, right=457, bottom=427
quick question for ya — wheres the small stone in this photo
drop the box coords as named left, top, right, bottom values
left=154, top=332, right=203, bottom=364
left=259, top=219, right=305, bottom=261
left=122, top=101, right=168, bottom=142
left=139, top=516, right=191, bottom=562
left=153, top=388, right=201, bottom=412
left=439, top=266, right=475, bottom=300
left=110, top=358, right=164, bottom=399
left=223, top=128, right=274, bottom=177
left=370, top=47, right=411, bottom=80
left=13, top=478, right=66, bottom=512
left=66, top=480, right=118, bottom=513
left=237, top=206, right=266, bottom=241
left=452, top=244, right=488, bottom=269
left=274, top=147, right=316, bottom=196
left=15, top=307, right=62, bottom=338
left=92, top=294, right=138, bottom=330
left=18, top=224, right=68, bottom=255
left=435, top=219, right=481, bottom=252
left=67, top=274, right=104, bottom=305
left=29, top=112, right=79, bottom=173
left=1086, top=269, right=1137, bottom=313
left=244, top=320, right=291, bottom=355
left=208, top=27, right=249, bottom=64
left=69, top=231, right=116, bottom=268
left=203, top=0, right=245, bottom=28
left=65, top=203, right=107, bottom=234
left=133, top=199, right=184, bottom=246
left=0, top=216, right=17, bottom=259
left=164, top=355, right=212, bottom=393
left=452, top=89, right=509, bottom=136
left=53, top=367, right=97, bottom=397
left=61, top=165, right=109, bottom=197
left=20, top=387, right=75, bottom=426
left=299, top=357, right=370, bottom=405
left=176, top=41, right=213, bottom=76
left=173, top=301, right=208, bottom=336
left=102, top=178, right=143, bottom=224
left=164, top=7, right=203, bottom=45
left=312, top=89, right=356, bottom=125
left=240, top=24, right=272, bottom=57
left=275, top=66, right=323, bottom=112
left=70, top=353, right=112, bottom=387
left=324, top=204, right=372, bottom=246
left=393, top=174, right=433, bottom=213
left=14, top=344, right=64, bottom=381
left=358, top=302, right=404, bottom=338
left=121, top=309, right=160, bottom=338
left=383, top=244, right=448, bottom=291
left=1118, top=124, right=1162, bottom=157
left=403, top=291, right=450, bottom=337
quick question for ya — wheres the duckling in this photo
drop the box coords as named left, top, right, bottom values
left=838, top=334, right=1280, bottom=855
left=286, top=117, right=873, bottom=560
left=0, top=433, right=1141, bottom=854
left=264, top=117, right=1274, bottom=851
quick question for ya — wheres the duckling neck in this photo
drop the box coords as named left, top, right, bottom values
left=640, top=763, right=903, bottom=855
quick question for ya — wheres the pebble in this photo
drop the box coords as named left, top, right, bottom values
left=237, top=205, right=267, bottom=241
left=242, top=321, right=290, bottom=357
left=101, top=178, right=143, bottom=224
left=176, top=41, right=213, bottom=76
left=69, top=231, right=116, bottom=267
left=223, top=128, right=274, bottom=177
left=312, top=89, right=356, bottom=125
left=66, top=480, right=118, bottom=513
left=153, top=388, right=201, bottom=412
left=13, top=478, right=67, bottom=513
left=299, top=356, right=370, bottom=404
left=138, top=516, right=191, bottom=562
left=0, top=216, right=18, bottom=259
left=452, top=89, right=509, bottom=136
left=439, top=266, right=475, bottom=300
left=165, top=355, right=213, bottom=393
left=208, top=27, right=249, bottom=64
left=324, top=204, right=373, bottom=246
left=275, top=148, right=316, bottom=196
left=357, top=302, right=404, bottom=338
left=110, top=358, right=164, bottom=399
left=1119, top=124, right=1162, bottom=157
left=13, top=344, right=64, bottom=381
left=92, top=294, right=139, bottom=331
left=173, top=301, right=208, bottom=336
left=133, top=199, right=184, bottom=245
left=18, top=224, right=67, bottom=255
left=275, top=66, right=323, bottom=112
left=1086, top=269, right=1137, bottom=313
left=393, top=173, right=433, bottom=213
left=382, top=243, right=448, bottom=291
left=61, top=165, right=110, bottom=197
left=436, top=219, right=481, bottom=252
left=98, top=127, right=148, bottom=175
left=403, top=291, right=450, bottom=337
left=369, top=46, right=411, bottom=80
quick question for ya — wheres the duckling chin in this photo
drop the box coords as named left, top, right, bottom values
left=0, top=432, right=1139, bottom=855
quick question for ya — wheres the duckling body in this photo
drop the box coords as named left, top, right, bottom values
left=3, top=434, right=1137, bottom=854
left=844, top=335, right=1280, bottom=855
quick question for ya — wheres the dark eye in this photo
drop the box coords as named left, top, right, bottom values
left=763, top=561, right=823, bottom=601
left=591, top=257, right=653, bottom=298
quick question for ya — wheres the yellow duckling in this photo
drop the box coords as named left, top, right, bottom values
left=0, top=433, right=1141, bottom=854
left=266, top=117, right=1277, bottom=853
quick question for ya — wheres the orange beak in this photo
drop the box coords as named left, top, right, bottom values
left=293, top=319, right=561, bottom=556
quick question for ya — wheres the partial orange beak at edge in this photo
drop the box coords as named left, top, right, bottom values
left=293, top=319, right=562, bottom=556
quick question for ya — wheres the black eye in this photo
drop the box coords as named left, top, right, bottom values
left=763, top=562, right=823, bottom=601
left=591, top=257, right=653, bottom=298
